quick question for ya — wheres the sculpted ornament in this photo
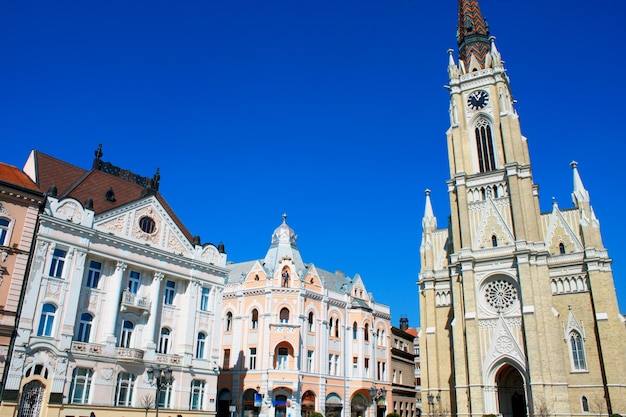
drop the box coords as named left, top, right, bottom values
left=101, top=368, right=114, bottom=380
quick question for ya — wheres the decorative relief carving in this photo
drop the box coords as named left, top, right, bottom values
left=100, top=216, right=126, bottom=234
left=167, top=234, right=185, bottom=255
left=202, top=246, right=220, bottom=264
left=101, top=368, right=114, bottom=380
left=56, top=201, right=83, bottom=223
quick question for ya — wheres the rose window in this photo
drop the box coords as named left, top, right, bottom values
left=484, top=279, right=518, bottom=311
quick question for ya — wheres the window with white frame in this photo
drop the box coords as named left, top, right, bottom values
left=49, top=248, right=67, bottom=278
left=69, top=367, right=93, bottom=404
left=190, top=380, right=205, bottom=410
left=158, top=328, right=171, bottom=354
left=196, top=332, right=206, bottom=359
left=277, top=347, right=289, bottom=370
left=85, top=260, right=102, bottom=288
left=307, top=350, right=314, bottom=372
left=308, top=312, right=314, bottom=332
left=364, top=357, right=370, bottom=377
left=200, top=287, right=210, bottom=311
left=37, top=303, right=56, bottom=336
left=127, top=271, right=140, bottom=294
left=353, top=357, right=358, bottom=376
left=75, top=313, right=93, bottom=342
left=475, top=118, right=496, bottom=173
left=582, top=396, right=589, bottom=413
left=249, top=347, right=257, bottom=370
left=163, top=280, right=176, bottom=305
left=119, top=320, right=134, bottom=348
left=157, top=381, right=172, bottom=409
left=115, top=372, right=135, bottom=406
left=0, top=218, right=11, bottom=246
left=353, top=322, right=358, bottom=340
left=570, top=331, right=587, bottom=370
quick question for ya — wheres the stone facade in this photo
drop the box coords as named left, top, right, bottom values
left=418, top=2, right=626, bottom=417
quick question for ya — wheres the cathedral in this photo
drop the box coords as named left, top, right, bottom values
left=418, top=1, right=626, bottom=417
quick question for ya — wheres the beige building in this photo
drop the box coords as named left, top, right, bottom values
left=1, top=148, right=227, bottom=417
left=0, top=163, right=44, bottom=399
left=218, top=216, right=392, bottom=417
left=390, top=319, right=418, bottom=417
left=418, top=2, right=626, bottom=417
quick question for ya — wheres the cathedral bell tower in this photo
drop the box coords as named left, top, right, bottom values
left=419, top=1, right=626, bottom=417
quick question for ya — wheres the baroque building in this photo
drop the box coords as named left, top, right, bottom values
left=218, top=215, right=392, bottom=417
left=1, top=148, right=227, bottom=417
left=418, top=2, right=626, bottom=417
left=0, top=163, right=44, bottom=400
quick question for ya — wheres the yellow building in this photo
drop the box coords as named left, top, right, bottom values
left=218, top=215, right=392, bottom=417
left=418, top=2, right=626, bottom=417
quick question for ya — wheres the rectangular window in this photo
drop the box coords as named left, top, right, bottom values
left=364, top=357, right=370, bottom=377
left=223, top=349, right=231, bottom=369
left=277, top=347, right=289, bottom=370
left=128, top=271, right=140, bottom=294
left=115, top=372, right=135, bottom=406
left=200, top=287, right=210, bottom=311
left=49, top=248, right=67, bottom=278
left=307, top=350, right=314, bottom=373
left=70, top=368, right=93, bottom=404
left=0, top=219, right=10, bottom=245
left=353, top=357, right=358, bottom=377
left=190, top=380, right=205, bottom=410
left=86, top=260, right=102, bottom=288
left=249, top=348, right=257, bottom=370
left=158, top=383, right=172, bottom=409
left=164, top=280, right=176, bottom=305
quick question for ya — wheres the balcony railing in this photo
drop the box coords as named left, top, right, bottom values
left=71, top=341, right=104, bottom=355
left=117, top=347, right=145, bottom=360
left=120, top=289, right=151, bottom=313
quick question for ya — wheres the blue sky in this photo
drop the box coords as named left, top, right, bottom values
left=3, top=0, right=625, bottom=328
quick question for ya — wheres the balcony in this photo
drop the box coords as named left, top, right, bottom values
left=120, top=289, right=151, bottom=315
left=117, top=347, right=145, bottom=361
left=156, top=353, right=182, bottom=365
left=71, top=341, right=104, bottom=356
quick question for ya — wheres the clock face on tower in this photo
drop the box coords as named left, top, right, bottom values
left=467, top=90, right=489, bottom=110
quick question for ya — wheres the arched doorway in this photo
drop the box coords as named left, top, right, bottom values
left=217, top=389, right=232, bottom=417
left=17, top=380, right=46, bottom=417
left=326, top=393, right=343, bottom=417
left=243, top=389, right=261, bottom=417
left=351, top=393, right=368, bottom=417
left=301, top=391, right=316, bottom=417
left=496, top=364, right=527, bottom=417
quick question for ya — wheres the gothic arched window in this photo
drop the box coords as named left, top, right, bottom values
left=279, top=308, right=289, bottom=323
left=225, top=312, right=233, bottom=331
left=559, top=242, right=566, bottom=254
left=251, top=309, right=259, bottom=329
left=570, top=331, right=587, bottom=370
left=475, top=118, right=496, bottom=172
left=491, top=235, right=498, bottom=247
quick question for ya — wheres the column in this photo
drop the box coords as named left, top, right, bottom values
left=102, top=261, right=127, bottom=344
left=143, top=271, right=163, bottom=350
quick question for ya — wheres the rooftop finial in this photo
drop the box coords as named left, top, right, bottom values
left=282, top=213, right=287, bottom=223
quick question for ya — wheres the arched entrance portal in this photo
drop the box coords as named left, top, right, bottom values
left=217, top=389, right=232, bottom=417
left=351, top=394, right=368, bottom=417
left=496, top=365, right=527, bottom=417
left=17, top=380, right=45, bottom=417
left=301, top=391, right=316, bottom=417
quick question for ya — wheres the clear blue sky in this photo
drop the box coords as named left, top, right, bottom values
left=3, top=0, right=625, bottom=328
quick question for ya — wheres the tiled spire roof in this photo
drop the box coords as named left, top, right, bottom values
left=457, top=0, right=490, bottom=71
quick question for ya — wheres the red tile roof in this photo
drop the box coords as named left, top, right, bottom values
left=0, top=162, right=41, bottom=192
left=30, top=150, right=194, bottom=242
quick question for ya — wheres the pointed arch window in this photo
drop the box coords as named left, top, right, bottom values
left=570, top=331, right=587, bottom=370
left=475, top=118, right=496, bottom=172
left=559, top=242, right=566, bottom=254
left=364, top=323, right=369, bottom=342
left=353, top=322, right=358, bottom=340
left=308, top=312, right=314, bottom=332
left=581, top=396, right=589, bottom=413
left=491, top=235, right=498, bottom=247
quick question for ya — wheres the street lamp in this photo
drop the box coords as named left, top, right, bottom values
left=146, top=365, right=173, bottom=417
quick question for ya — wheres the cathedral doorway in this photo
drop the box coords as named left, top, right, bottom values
left=496, top=364, right=527, bottom=417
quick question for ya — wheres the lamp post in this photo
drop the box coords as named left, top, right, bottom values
left=146, top=365, right=173, bottom=417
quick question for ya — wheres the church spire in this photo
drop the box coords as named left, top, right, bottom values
left=422, top=189, right=437, bottom=230
left=457, top=0, right=490, bottom=72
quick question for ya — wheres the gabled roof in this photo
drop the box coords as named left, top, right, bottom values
left=0, top=162, right=41, bottom=192
left=25, top=148, right=194, bottom=243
